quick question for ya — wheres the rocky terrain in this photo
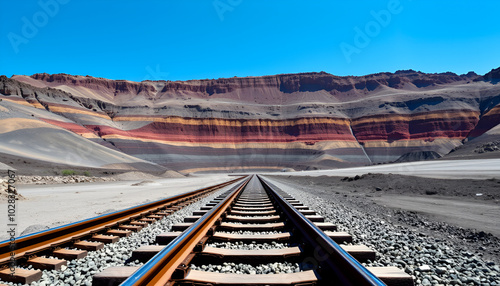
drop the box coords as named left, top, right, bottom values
left=1, top=67, right=500, bottom=172
left=15, top=175, right=117, bottom=185
left=0, top=178, right=24, bottom=201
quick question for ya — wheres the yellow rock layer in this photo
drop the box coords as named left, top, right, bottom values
left=0, top=118, right=65, bottom=133
left=28, top=102, right=46, bottom=109
left=0, top=97, right=35, bottom=108
left=484, top=105, right=500, bottom=116
left=112, top=116, right=351, bottom=127
left=362, top=138, right=462, bottom=148
left=100, top=133, right=362, bottom=149
left=352, top=111, right=479, bottom=125
left=0, top=118, right=99, bottom=139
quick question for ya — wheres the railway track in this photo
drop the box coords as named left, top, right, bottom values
left=88, top=175, right=414, bottom=286
left=0, top=176, right=246, bottom=285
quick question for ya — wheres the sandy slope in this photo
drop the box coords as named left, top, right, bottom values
left=0, top=97, right=163, bottom=171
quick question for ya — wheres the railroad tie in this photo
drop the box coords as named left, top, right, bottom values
left=211, top=232, right=291, bottom=242
left=229, top=210, right=277, bottom=215
left=199, top=246, right=302, bottom=263
left=74, top=241, right=105, bottom=251
left=129, top=221, right=148, bottom=227
left=156, top=231, right=183, bottom=245
left=231, top=206, right=275, bottom=211
left=92, top=266, right=140, bottom=286
left=367, top=266, right=414, bottom=286
left=53, top=248, right=88, bottom=260
left=313, top=222, right=337, bottom=231
left=119, top=224, right=143, bottom=232
left=340, top=244, right=377, bottom=262
left=91, top=234, right=120, bottom=243
left=224, top=215, right=281, bottom=223
left=184, top=215, right=202, bottom=223
left=27, top=257, right=67, bottom=270
left=304, top=215, right=324, bottom=222
left=181, top=270, right=318, bottom=285
left=298, top=209, right=316, bottom=215
left=156, top=210, right=173, bottom=216
left=131, top=245, right=166, bottom=262
left=218, top=222, right=285, bottom=231
left=324, top=231, right=353, bottom=243
left=0, top=268, right=42, bottom=285
left=148, top=214, right=164, bottom=219
left=172, top=222, right=193, bottom=232
left=106, top=229, right=132, bottom=237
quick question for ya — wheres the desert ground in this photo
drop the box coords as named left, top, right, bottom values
left=264, top=171, right=500, bottom=264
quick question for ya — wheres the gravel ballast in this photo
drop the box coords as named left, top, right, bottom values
left=216, top=230, right=283, bottom=235
left=190, top=261, right=301, bottom=274
left=265, top=176, right=500, bottom=286
left=206, top=241, right=290, bottom=250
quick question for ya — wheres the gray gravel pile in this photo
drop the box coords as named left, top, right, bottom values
left=0, top=188, right=230, bottom=286
left=190, top=262, right=300, bottom=274
left=217, top=230, right=282, bottom=235
left=207, top=241, right=289, bottom=250
left=266, top=178, right=500, bottom=286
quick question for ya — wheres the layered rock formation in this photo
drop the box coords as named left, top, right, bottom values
left=1, top=68, right=500, bottom=172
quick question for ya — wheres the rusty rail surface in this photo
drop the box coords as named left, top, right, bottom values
left=0, top=176, right=246, bottom=266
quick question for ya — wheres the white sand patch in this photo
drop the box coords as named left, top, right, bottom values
left=264, top=158, right=500, bottom=179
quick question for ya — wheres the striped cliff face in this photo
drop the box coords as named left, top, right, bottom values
left=351, top=110, right=481, bottom=162
left=2, top=70, right=500, bottom=172
left=63, top=115, right=369, bottom=171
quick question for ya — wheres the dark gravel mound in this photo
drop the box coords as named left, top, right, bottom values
left=395, top=151, right=441, bottom=163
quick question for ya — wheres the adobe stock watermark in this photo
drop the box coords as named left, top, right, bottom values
left=143, top=64, right=170, bottom=81
left=7, top=0, right=70, bottom=54
left=6, top=169, right=18, bottom=277
left=213, top=0, right=242, bottom=21
left=340, top=0, right=403, bottom=63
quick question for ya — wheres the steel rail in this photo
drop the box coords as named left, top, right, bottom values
left=0, top=176, right=245, bottom=266
left=257, top=175, right=386, bottom=286
left=120, top=176, right=250, bottom=286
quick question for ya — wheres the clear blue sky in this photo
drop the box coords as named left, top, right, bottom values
left=1, top=0, right=499, bottom=81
